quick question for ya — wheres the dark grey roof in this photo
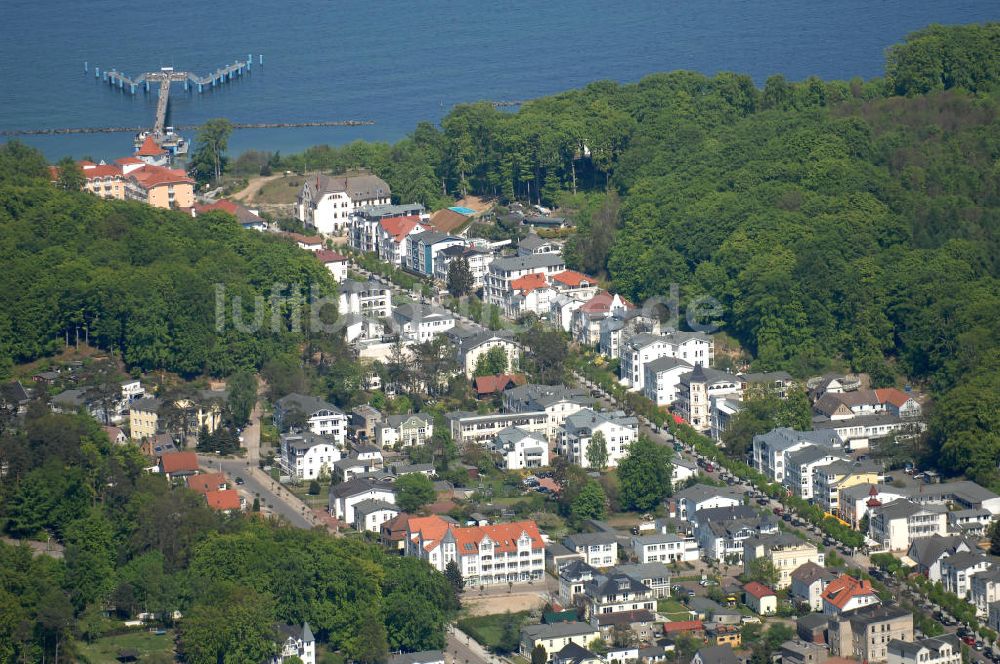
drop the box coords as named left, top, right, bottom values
left=907, top=534, right=973, bottom=566
left=940, top=551, right=990, bottom=570
left=384, top=413, right=433, bottom=428
left=329, top=477, right=395, bottom=499
left=518, top=234, right=549, bottom=250
left=559, top=559, right=597, bottom=580
left=311, top=173, right=390, bottom=201
left=410, top=230, right=458, bottom=245
left=889, top=635, right=960, bottom=659
left=786, top=445, right=846, bottom=468
left=490, top=254, right=565, bottom=272
left=840, top=603, right=911, bottom=627
left=130, top=396, right=161, bottom=412
left=352, top=499, right=399, bottom=517
left=554, top=642, right=597, bottom=664
left=693, top=645, right=739, bottom=664
left=679, top=366, right=739, bottom=387
left=340, top=278, right=387, bottom=294
left=873, top=499, right=945, bottom=520
left=644, top=356, right=692, bottom=374
left=505, top=383, right=594, bottom=410
left=276, top=393, right=343, bottom=417
left=587, top=573, right=651, bottom=599
left=522, top=622, right=597, bottom=640
left=797, top=613, right=829, bottom=631
left=393, top=303, right=455, bottom=324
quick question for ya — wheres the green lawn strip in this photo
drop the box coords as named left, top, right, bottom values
left=457, top=611, right=532, bottom=649
left=77, top=629, right=175, bottom=663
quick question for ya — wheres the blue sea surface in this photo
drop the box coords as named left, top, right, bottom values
left=0, top=0, right=996, bottom=161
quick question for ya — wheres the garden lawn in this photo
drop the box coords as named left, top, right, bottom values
left=76, top=629, right=175, bottom=663
left=458, top=611, right=532, bottom=649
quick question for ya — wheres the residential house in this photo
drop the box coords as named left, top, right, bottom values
left=598, top=309, right=661, bottom=360
left=279, top=431, right=342, bottom=480
left=520, top=623, right=600, bottom=661
left=159, top=451, right=199, bottom=480
left=392, top=303, right=456, bottom=342
left=887, top=634, right=961, bottom=664
left=353, top=499, right=400, bottom=533
left=743, top=581, right=777, bottom=615
left=446, top=326, right=521, bottom=379
left=570, top=292, right=633, bottom=346
left=204, top=489, right=242, bottom=513
left=559, top=560, right=598, bottom=605
left=271, top=623, right=316, bottom=664
left=613, top=562, right=673, bottom=599
left=274, top=393, right=347, bottom=444
left=947, top=508, right=994, bottom=537
left=581, top=572, right=656, bottom=619
left=375, top=216, right=431, bottom=265
left=283, top=232, right=325, bottom=252
left=446, top=409, right=549, bottom=446
left=691, top=645, right=740, bottom=664
left=376, top=413, right=434, bottom=448
left=558, top=409, right=638, bottom=469
left=796, top=613, right=830, bottom=644
left=406, top=231, right=465, bottom=277
left=970, top=567, right=1000, bottom=618
left=784, top=446, right=847, bottom=500
left=869, top=500, right=948, bottom=552
left=339, top=279, right=392, bottom=320
left=694, top=507, right=778, bottom=562
left=774, top=640, right=828, bottom=664
left=875, top=388, right=923, bottom=419
left=839, top=483, right=908, bottom=530
left=671, top=458, right=699, bottom=485
left=315, top=249, right=348, bottom=282
left=102, top=425, right=128, bottom=445
left=552, top=644, right=602, bottom=664
left=405, top=516, right=545, bottom=585
left=743, top=534, right=823, bottom=590
left=517, top=234, right=561, bottom=257
left=596, top=610, right=656, bottom=645
left=129, top=397, right=162, bottom=439
left=940, top=552, right=993, bottom=599
left=791, top=561, right=837, bottom=612
left=503, top=271, right=556, bottom=319
left=485, top=254, right=567, bottom=310
left=563, top=532, right=619, bottom=568
left=630, top=533, right=698, bottom=564
left=813, top=412, right=923, bottom=452
left=297, top=172, right=391, bottom=234
left=905, top=480, right=1000, bottom=516
left=551, top=294, right=585, bottom=334
left=473, top=373, right=526, bottom=398
left=813, top=461, right=881, bottom=517
left=328, top=477, right=396, bottom=526
left=673, top=484, right=745, bottom=522
left=643, top=357, right=693, bottom=407
left=192, top=199, right=267, bottom=231
left=490, top=427, right=549, bottom=470
left=907, top=534, right=980, bottom=582
left=434, top=244, right=494, bottom=289
left=503, top=383, right=595, bottom=441
left=673, top=366, right=742, bottom=433
left=622, top=330, right=714, bottom=392
left=350, top=404, right=383, bottom=442
left=821, top=574, right=880, bottom=615
left=752, top=428, right=842, bottom=484
left=185, top=472, right=228, bottom=494
left=827, top=605, right=913, bottom=663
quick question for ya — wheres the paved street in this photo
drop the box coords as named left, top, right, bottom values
left=446, top=625, right=495, bottom=664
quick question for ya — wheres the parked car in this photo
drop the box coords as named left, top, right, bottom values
left=235, top=477, right=245, bottom=486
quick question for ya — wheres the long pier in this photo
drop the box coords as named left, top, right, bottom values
left=0, top=120, right=376, bottom=137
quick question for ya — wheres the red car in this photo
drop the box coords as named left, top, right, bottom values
left=962, top=635, right=976, bottom=646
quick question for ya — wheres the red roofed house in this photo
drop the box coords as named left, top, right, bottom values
left=101, top=425, right=128, bottom=445
left=193, top=199, right=267, bottom=231
left=473, top=373, right=527, bottom=398
left=185, top=472, right=228, bottom=494
left=875, top=388, right=922, bottom=418
left=571, top=291, right=634, bottom=345
left=282, top=232, right=325, bottom=252
left=204, top=489, right=243, bottom=513
left=77, top=161, right=130, bottom=200
left=550, top=270, right=600, bottom=299
left=821, top=574, right=880, bottom=615
left=315, top=249, right=349, bottom=282
left=662, top=620, right=703, bottom=636
left=505, top=272, right=554, bottom=318
left=128, top=165, right=194, bottom=209
left=405, top=515, right=545, bottom=585
left=135, top=134, right=169, bottom=167
left=159, top=451, right=199, bottom=480
left=743, top=581, right=778, bottom=615
left=376, top=216, right=430, bottom=265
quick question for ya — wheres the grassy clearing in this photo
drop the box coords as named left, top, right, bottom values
left=657, top=598, right=692, bottom=619
left=458, top=611, right=531, bottom=649
left=255, top=175, right=307, bottom=204
left=76, top=629, right=175, bottom=663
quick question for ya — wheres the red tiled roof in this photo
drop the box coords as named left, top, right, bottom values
left=101, top=425, right=124, bottom=442
left=473, top=373, right=526, bottom=396
left=551, top=270, right=594, bottom=288
left=80, top=163, right=125, bottom=179
left=821, top=574, right=876, bottom=610
left=283, top=232, right=324, bottom=245
left=875, top=388, right=913, bottom=408
left=316, top=249, right=348, bottom=264
left=204, top=489, right=241, bottom=511
left=379, top=216, right=423, bottom=243
left=450, top=520, right=544, bottom=554
left=580, top=291, right=633, bottom=313
left=408, top=515, right=453, bottom=551
left=663, top=620, right=703, bottom=634
left=743, top=581, right=776, bottom=599
left=115, top=156, right=145, bottom=165
left=511, top=272, right=549, bottom=294
left=129, top=165, right=193, bottom=188
left=160, top=451, right=198, bottom=474
left=137, top=134, right=166, bottom=156
left=186, top=472, right=227, bottom=494
left=429, top=209, right=468, bottom=233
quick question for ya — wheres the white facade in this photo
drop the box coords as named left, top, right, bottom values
left=869, top=501, right=949, bottom=551
left=339, top=280, right=391, bottom=320
left=297, top=173, right=391, bottom=234
left=631, top=534, right=699, bottom=564
left=330, top=480, right=396, bottom=525
left=484, top=254, right=566, bottom=309
left=643, top=358, right=693, bottom=406
left=563, top=534, right=619, bottom=568
left=783, top=448, right=846, bottom=500
left=491, top=427, right=549, bottom=470
left=558, top=409, right=638, bottom=469
left=279, top=432, right=342, bottom=480
left=392, top=304, right=456, bottom=342
left=274, top=394, right=347, bottom=446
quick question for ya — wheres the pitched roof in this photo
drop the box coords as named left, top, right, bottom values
left=821, top=574, right=877, bottom=610
left=662, top=620, right=703, bottom=634
left=490, top=254, right=565, bottom=273
left=450, top=520, right=545, bottom=554
left=429, top=208, right=469, bottom=233
left=510, top=272, right=549, bottom=294
left=473, top=373, right=526, bottom=396
left=311, top=173, right=390, bottom=201
left=551, top=270, right=593, bottom=287
left=276, top=393, right=342, bottom=417
left=129, top=164, right=194, bottom=188
left=791, top=561, right=836, bottom=585
left=316, top=249, right=348, bottom=264
left=380, top=216, right=424, bottom=243
left=875, top=388, right=915, bottom=408
left=743, top=581, right=776, bottom=599
left=580, top=291, right=632, bottom=314
left=195, top=199, right=263, bottom=225
left=136, top=134, right=166, bottom=156
left=186, top=472, right=227, bottom=494
left=693, top=646, right=739, bottom=664
left=596, top=609, right=655, bottom=626
left=79, top=162, right=124, bottom=179
left=645, top=356, right=692, bottom=374
left=204, top=489, right=241, bottom=511
left=160, top=451, right=198, bottom=474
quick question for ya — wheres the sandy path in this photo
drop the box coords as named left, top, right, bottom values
left=231, top=174, right=283, bottom=203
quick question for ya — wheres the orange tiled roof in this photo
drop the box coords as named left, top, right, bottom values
left=316, top=249, right=347, bottom=263
left=115, top=156, right=145, bottom=165
left=81, top=163, right=125, bottom=179
left=662, top=620, right=703, bottom=634
left=743, top=581, right=775, bottom=599
left=510, top=272, right=549, bottom=294
left=137, top=134, right=166, bottom=156
left=875, top=388, right=913, bottom=408
left=204, top=489, right=241, bottom=511
left=380, top=216, right=423, bottom=243
left=129, top=165, right=193, bottom=188
left=580, top=291, right=633, bottom=313
left=408, top=515, right=453, bottom=551
left=450, top=520, right=544, bottom=554
left=473, top=373, right=526, bottom=396
left=821, top=574, right=876, bottom=610
left=551, top=270, right=594, bottom=288
left=283, top=232, right=324, bottom=245
left=186, top=472, right=227, bottom=494
left=160, top=451, right=198, bottom=474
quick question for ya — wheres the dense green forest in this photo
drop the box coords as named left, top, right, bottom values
left=260, top=24, right=1000, bottom=488
left=0, top=141, right=339, bottom=379
left=0, top=407, right=456, bottom=662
